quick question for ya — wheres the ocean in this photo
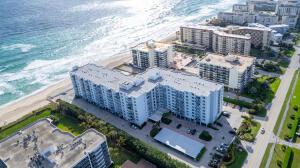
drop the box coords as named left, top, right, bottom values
left=0, top=0, right=245, bottom=106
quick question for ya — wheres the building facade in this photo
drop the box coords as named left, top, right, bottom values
left=198, top=53, right=255, bottom=92
left=180, top=25, right=251, bottom=55
left=0, top=119, right=112, bottom=168
left=227, top=26, right=272, bottom=48
left=70, top=64, right=224, bottom=126
left=131, top=40, right=174, bottom=69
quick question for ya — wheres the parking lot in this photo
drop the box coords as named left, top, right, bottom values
left=53, top=89, right=245, bottom=168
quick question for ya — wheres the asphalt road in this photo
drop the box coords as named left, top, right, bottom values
left=244, top=45, right=300, bottom=168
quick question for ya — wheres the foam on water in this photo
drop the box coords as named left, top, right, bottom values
left=0, top=0, right=245, bottom=106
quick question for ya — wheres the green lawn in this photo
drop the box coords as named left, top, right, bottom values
left=109, top=144, right=141, bottom=168
left=260, top=143, right=273, bottom=168
left=257, top=76, right=281, bottom=103
left=279, top=71, right=300, bottom=139
left=0, top=110, right=51, bottom=140
left=242, top=76, right=281, bottom=103
left=225, top=150, right=248, bottom=168
left=53, top=113, right=85, bottom=136
left=274, top=70, right=299, bottom=135
left=268, top=144, right=300, bottom=168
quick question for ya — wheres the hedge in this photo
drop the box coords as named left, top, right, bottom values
left=289, top=111, right=300, bottom=141
left=196, top=147, right=206, bottom=161
left=282, top=146, right=292, bottom=168
left=199, top=130, right=212, bottom=141
left=57, top=101, right=190, bottom=168
left=161, top=117, right=172, bottom=125
left=223, top=97, right=266, bottom=115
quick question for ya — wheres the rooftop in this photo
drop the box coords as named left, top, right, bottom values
left=70, top=64, right=223, bottom=98
left=181, top=25, right=251, bottom=40
left=227, top=25, right=272, bottom=32
left=0, top=119, right=106, bottom=168
left=199, top=53, right=255, bottom=72
left=154, top=128, right=204, bottom=159
left=131, top=40, right=172, bottom=52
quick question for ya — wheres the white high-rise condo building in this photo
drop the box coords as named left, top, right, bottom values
left=180, top=25, right=251, bottom=56
left=70, top=64, right=224, bottom=126
left=131, top=40, right=174, bottom=69
left=0, top=119, right=112, bottom=168
left=277, top=0, right=300, bottom=28
left=198, top=53, right=255, bottom=92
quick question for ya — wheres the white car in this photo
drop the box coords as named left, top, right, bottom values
left=261, top=128, right=265, bottom=134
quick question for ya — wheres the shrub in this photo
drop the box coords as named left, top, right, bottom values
left=150, top=126, right=161, bottom=137
left=199, top=131, right=212, bottom=141
left=196, top=147, right=206, bottom=161
left=284, top=134, right=291, bottom=141
left=287, top=123, right=293, bottom=129
left=248, top=109, right=257, bottom=114
left=277, top=160, right=282, bottom=167
left=293, top=105, right=298, bottom=111
left=281, top=145, right=287, bottom=152
left=282, top=147, right=292, bottom=168
left=161, top=117, right=172, bottom=125
left=49, top=115, right=60, bottom=125
left=290, top=114, right=296, bottom=120
left=208, top=123, right=219, bottom=130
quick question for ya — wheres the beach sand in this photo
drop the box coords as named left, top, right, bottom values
left=0, top=33, right=176, bottom=125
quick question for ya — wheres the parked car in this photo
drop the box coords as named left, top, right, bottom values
left=191, top=129, right=196, bottom=135
left=176, top=124, right=182, bottom=129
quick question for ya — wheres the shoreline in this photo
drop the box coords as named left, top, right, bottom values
left=0, top=33, right=176, bottom=124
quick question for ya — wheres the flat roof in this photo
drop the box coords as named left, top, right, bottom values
left=0, top=119, right=106, bottom=168
left=199, top=53, right=255, bottom=72
left=154, top=128, right=204, bottom=159
left=227, top=25, right=272, bottom=32
left=70, top=64, right=223, bottom=98
left=181, top=25, right=250, bottom=40
left=131, top=40, right=171, bottom=52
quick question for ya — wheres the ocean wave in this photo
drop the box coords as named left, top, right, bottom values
left=1, top=44, right=36, bottom=53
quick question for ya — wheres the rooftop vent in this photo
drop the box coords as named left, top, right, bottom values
left=148, top=72, right=161, bottom=81
left=146, top=40, right=156, bottom=49
left=72, top=66, right=79, bottom=71
left=119, top=81, right=134, bottom=90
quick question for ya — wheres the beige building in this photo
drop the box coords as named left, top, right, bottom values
left=198, top=53, right=255, bottom=92
left=226, top=26, right=272, bottom=48
left=131, top=40, right=174, bottom=69
left=180, top=25, right=251, bottom=55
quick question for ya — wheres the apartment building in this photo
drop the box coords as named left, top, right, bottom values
left=0, top=119, right=112, bottom=168
left=198, top=53, right=255, bottom=92
left=276, top=0, right=300, bottom=16
left=180, top=25, right=251, bottom=55
left=70, top=64, right=224, bottom=126
left=246, top=0, right=277, bottom=11
left=217, top=12, right=245, bottom=25
left=227, top=26, right=272, bottom=48
left=131, top=40, right=174, bottom=69
left=233, top=4, right=250, bottom=12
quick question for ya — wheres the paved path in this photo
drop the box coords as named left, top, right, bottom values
left=265, top=70, right=299, bottom=168
left=244, top=45, right=300, bottom=168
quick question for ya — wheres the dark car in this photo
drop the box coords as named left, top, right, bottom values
left=176, top=124, right=182, bottom=129
left=191, top=129, right=196, bottom=135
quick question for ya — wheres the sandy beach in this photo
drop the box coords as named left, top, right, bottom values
left=0, top=33, right=176, bottom=125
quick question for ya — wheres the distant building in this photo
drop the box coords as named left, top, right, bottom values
left=131, top=40, right=174, bottom=69
left=226, top=26, right=272, bottom=48
left=180, top=25, right=251, bottom=55
left=269, top=24, right=289, bottom=34
left=246, top=0, right=277, bottom=11
left=70, top=64, right=224, bottom=126
left=0, top=119, right=112, bottom=168
left=217, top=12, right=245, bottom=25
left=272, top=31, right=283, bottom=43
left=233, top=4, right=250, bottom=12
left=282, top=15, right=298, bottom=28
left=198, top=53, right=255, bottom=92
left=276, top=0, right=300, bottom=28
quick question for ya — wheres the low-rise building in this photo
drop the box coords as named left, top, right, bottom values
left=131, top=40, right=174, bottom=69
left=269, top=24, right=289, bottom=34
left=0, top=119, right=112, bottom=168
left=180, top=25, right=251, bottom=55
left=198, top=53, right=255, bottom=92
left=70, top=64, right=224, bottom=126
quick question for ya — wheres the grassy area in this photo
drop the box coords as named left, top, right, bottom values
left=109, top=144, right=141, bottom=168
left=259, top=143, right=274, bottom=168
left=225, top=150, right=248, bottom=168
left=268, top=144, right=300, bottom=168
left=221, top=143, right=248, bottom=168
left=0, top=110, right=51, bottom=140
left=296, top=34, right=300, bottom=45
left=242, top=76, right=281, bottom=103
left=279, top=71, right=300, bottom=139
left=279, top=60, right=290, bottom=68
left=53, top=113, right=85, bottom=136
left=274, top=70, right=299, bottom=135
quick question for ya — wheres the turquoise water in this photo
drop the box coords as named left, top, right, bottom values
left=0, top=0, right=245, bottom=106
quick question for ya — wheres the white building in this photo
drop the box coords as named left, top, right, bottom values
left=246, top=0, right=277, bottom=11
left=282, top=15, right=298, bottom=28
left=180, top=25, right=251, bottom=55
left=70, top=64, right=224, bottom=126
left=233, top=4, right=250, bottom=12
left=276, top=0, right=300, bottom=28
left=0, top=119, right=112, bottom=168
left=198, top=53, right=255, bottom=92
left=269, top=24, right=289, bottom=34
left=217, top=12, right=245, bottom=25
left=131, top=40, right=174, bottom=69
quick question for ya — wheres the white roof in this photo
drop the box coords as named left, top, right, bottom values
left=154, top=128, right=204, bottom=159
